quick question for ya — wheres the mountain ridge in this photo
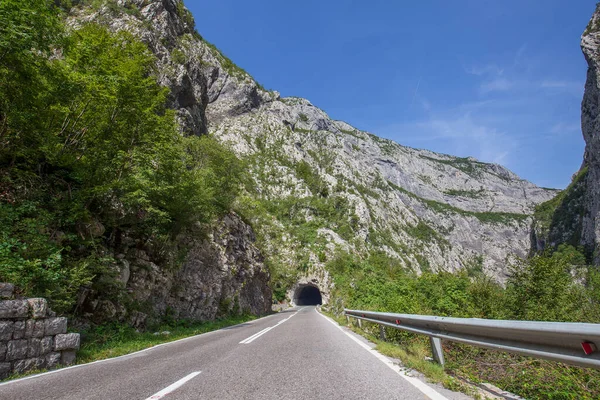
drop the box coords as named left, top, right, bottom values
left=68, top=0, right=557, bottom=303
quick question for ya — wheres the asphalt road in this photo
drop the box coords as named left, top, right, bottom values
left=0, top=307, right=470, bottom=400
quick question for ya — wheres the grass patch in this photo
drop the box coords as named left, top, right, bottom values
left=405, top=221, right=441, bottom=244
left=421, top=155, right=486, bottom=178
left=445, top=342, right=600, bottom=400
left=444, top=189, right=485, bottom=199
left=77, top=315, right=257, bottom=363
left=375, top=340, right=446, bottom=382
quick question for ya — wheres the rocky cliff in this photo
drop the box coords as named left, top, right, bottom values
left=533, top=5, right=600, bottom=262
left=78, top=212, right=271, bottom=327
left=581, top=7, right=600, bottom=263
left=71, top=0, right=558, bottom=307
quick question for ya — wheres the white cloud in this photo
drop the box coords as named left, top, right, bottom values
left=385, top=112, right=517, bottom=166
left=480, top=78, right=513, bottom=94
left=541, top=80, right=572, bottom=88
left=540, top=80, right=583, bottom=95
left=464, top=64, right=504, bottom=77
left=550, top=122, right=580, bottom=136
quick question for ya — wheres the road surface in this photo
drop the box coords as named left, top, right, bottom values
left=0, top=307, right=470, bottom=399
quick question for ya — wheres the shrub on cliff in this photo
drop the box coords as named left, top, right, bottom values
left=0, top=0, right=243, bottom=312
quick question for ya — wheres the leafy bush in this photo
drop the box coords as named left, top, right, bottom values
left=0, top=1, right=243, bottom=312
left=0, top=202, right=95, bottom=312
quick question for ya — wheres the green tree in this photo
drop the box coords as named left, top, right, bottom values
left=0, top=1, right=244, bottom=312
left=506, top=246, right=592, bottom=322
left=0, top=0, right=63, bottom=157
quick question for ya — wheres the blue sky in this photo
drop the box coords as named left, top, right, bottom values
left=186, top=1, right=597, bottom=189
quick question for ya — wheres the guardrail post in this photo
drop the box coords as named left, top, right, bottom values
left=357, top=318, right=362, bottom=329
left=430, top=337, right=444, bottom=366
left=346, top=315, right=350, bottom=325
left=379, top=325, right=386, bottom=341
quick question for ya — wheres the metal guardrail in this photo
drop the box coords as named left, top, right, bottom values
left=344, top=309, right=600, bottom=369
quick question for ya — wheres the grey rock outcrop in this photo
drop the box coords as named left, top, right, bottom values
left=581, top=7, right=600, bottom=262
left=131, top=212, right=271, bottom=321
left=69, top=0, right=277, bottom=136
left=66, top=0, right=273, bottom=322
left=534, top=5, right=600, bottom=262
left=79, top=212, right=271, bottom=325
left=71, top=0, right=557, bottom=307
left=215, top=98, right=556, bottom=284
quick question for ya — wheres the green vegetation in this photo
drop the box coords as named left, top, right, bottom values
left=0, top=0, right=243, bottom=313
left=338, top=128, right=364, bottom=141
left=534, top=167, right=588, bottom=256
left=171, top=48, right=187, bottom=65
left=327, top=245, right=600, bottom=399
left=175, top=0, right=195, bottom=29
left=298, top=113, right=309, bottom=123
left=443, top=188, right=485, bottom=199
left=234, top=138, right=365, bottom=294
left=388, top=182, right=527, bottom=224
left=584, top=5, right=600, bottom=35
left=421, top=155, right=487, bottom=178
left=418, top=174, right=433, bottom=185
left=77, top=314, right=256, bottom=362
left=63, top=0, right=142, bottom=19
left=294, top=160, right=329, bottom=197
left=202, top=40, right=268, bottom=91
left=405, top=221, right=445, bottom=245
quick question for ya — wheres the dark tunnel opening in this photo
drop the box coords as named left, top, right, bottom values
left=294, top=285, right=322, bottom=306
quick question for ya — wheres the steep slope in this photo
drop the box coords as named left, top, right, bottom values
left=533, top=5, right=600, bottom=263
left=73, top=0, right=557, bottom=305
left=581, top=6, right=600, bottom=262
left=217, top=97, right=556, bottom=299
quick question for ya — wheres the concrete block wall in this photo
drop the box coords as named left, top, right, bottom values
left=0, top=283, right=80, bottom=380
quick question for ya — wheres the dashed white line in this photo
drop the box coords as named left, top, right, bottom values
left=144, top=371, right=201, bottom=400
left=239, top=311, right=298, bottom=344
left=239, top=327, right=272, bottom=344
left=0, top=312, right=286, bottom=388
left=318, top=311, right=449, bottom=400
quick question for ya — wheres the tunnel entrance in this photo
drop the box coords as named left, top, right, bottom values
left=294, top=285, right=322, bottom=305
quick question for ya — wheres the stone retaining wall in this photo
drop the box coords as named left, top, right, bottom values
left=0, top=283, right=80, bottom=380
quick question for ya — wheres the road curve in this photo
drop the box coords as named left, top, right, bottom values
left=0, top=307, right=470, bottom=400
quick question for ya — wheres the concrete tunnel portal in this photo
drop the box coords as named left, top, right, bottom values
left=293, top=284, right=323, bottom=306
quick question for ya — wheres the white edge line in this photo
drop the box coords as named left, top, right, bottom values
left=0, top=310, right=294, bottom=387
left=317, top=311, right=449, bottom=400
left=144, top=371, right=201, bottom=400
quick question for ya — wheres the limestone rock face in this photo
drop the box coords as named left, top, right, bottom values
left=581, top=7, right=600, bottom=262
left=127, top=213, right=271, bottom=321
left=67, top=1, right=274, bottom=320
left=536, top=6, right=600, bottom=262
left=69, top=0, right=277, bottom=136
left=215, top=98, right=557, bottom=284
left=71, top=0, right=558, bottom=309
left=79, top=212, right=272, bottom=325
